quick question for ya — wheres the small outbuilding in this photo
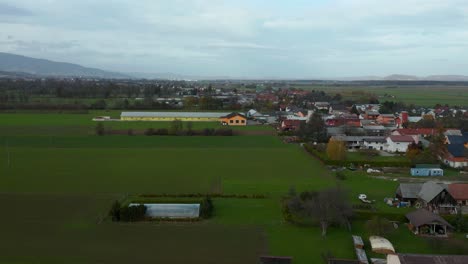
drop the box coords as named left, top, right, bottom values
left=410, top=164, right=443, bottom=177
left=396, top=183, right=423, bottom=204
left=405, top=209, right=453, bottom=236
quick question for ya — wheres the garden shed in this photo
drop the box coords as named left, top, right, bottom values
left=410, top=164, right=443, bottom=177
left=405, top=209, right=453, bottom=237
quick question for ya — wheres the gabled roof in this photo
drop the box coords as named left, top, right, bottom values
left=363, top=125, right=385, bottom=130
left=282, top=120, right=301, bottom=126
left=397, top=183, right=423, bottom=199
left=447, top=144, right=466, bottom=157
left=388, top=135, right=415, bottom=143
left=447, top=135, right=465, bottom=145
left=448, top=184, right=468, bottom=201
left=393, top=128, right=437, bottom=136
left=417, top=181, right=447, bottom=203
left=406, top=209, right=452, bottom=228
left=444, top=129, right=462, bottom=136
left=121, top=112, right=231, bottom=118
left=363, top=137, right=387, bottom=143
left=396, top=253, right=468, bottom=264
left=221, top=112, right=246, bottom=119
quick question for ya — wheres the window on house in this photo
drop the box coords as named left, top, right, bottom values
left=236, top=120, right=239, bottom=123
left=241, top=120, right=245, bottom=123
left=230, top=120, right=233, bottom=123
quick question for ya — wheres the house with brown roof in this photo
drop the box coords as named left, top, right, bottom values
left=376, top=114, right=396, bottom=126
left=280, top=119, right=302, bottom=131
left=391, top=128, right=438, bottom=138
left=448, top=183, right=468, bottom=206
left=406, top=209, right=453, bottom=236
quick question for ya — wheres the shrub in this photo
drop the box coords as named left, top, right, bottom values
left=109, top=200, right=121, bottom=221
left=199, top=197, right=214, bottom=219
left=214, top=128, right=233, bottom=136
left=119, top=204, right=147, bottom=222
left=203, top=128, right=215, bottom=136
left=154, top=128, right=169, bottom=135
left=95, top=123, right=105, bottom=136
left=144, top=128, right=155, bottom=136
left=335, top=171, right=347, bottom=180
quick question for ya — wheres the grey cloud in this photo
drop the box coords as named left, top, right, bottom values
left=0, top=3, right=32, bottom=16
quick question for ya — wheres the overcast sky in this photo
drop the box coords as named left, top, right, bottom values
left=1, top=0, right=468, bottom=78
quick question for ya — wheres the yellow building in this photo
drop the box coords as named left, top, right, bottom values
left=220, top=113, right=247, bottom=126
left=121, top=112, right=233, bottom=122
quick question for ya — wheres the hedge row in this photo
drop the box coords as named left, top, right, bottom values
left=140, top=193, right=266, bottom=199
left=303, top=144, right=412, bottom=167
left=144, top=128, right=233, bottom=136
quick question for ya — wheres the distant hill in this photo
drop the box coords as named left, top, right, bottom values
left=0, top=52, right=129, bottom=79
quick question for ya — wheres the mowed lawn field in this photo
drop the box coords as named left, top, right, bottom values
left=1, top=113, right=467, bottom=263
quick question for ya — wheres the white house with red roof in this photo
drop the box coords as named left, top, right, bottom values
left=386, top=135, right=416, bottom=153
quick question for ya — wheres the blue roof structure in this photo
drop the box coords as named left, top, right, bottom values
left=447, top=144, right=465, bottom=157
left=447, top=135, right=465, bottom=145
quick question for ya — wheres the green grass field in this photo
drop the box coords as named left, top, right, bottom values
left=294, top=85, right=468, bottom=107
left=0, top=111, right=273, bottom=136
left=0, top=112, right=466, bottom=263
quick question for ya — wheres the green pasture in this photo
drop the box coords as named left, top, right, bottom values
left=295, top=85, right=468, bottom=107
left=0, top=111, right=273, bottom=136
left=0, top=114, right=466, bottom=263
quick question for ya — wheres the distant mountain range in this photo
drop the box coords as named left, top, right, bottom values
left=1, top=52, right=468, bottom=81
left=0, top=52, right=129, bottom=79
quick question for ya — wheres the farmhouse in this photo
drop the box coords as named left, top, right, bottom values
left=405, top=209, right=453, bottom=236
left=120, top=111, right=232, bottom=122
left=220, top=113, right=247, bottom=126
left=417, top=181, right=456, bottom=214
left=386, top=135, right=415, bottom=153
left=443, top=144, right=468, bottom=168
